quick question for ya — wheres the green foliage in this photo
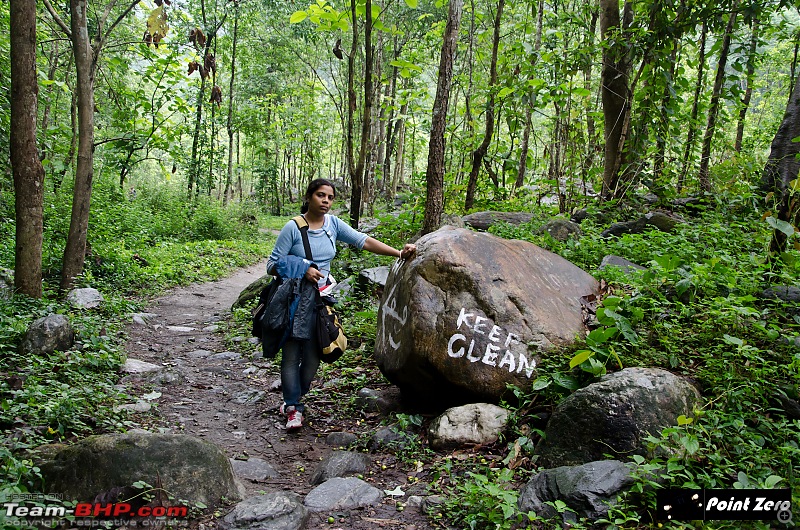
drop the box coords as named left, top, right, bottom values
left=440, top=467, right=529, bottom=530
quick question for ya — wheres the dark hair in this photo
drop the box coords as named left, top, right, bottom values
left=301, top=178, right=336, bottom=213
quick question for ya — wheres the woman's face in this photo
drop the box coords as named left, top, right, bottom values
left=307, top=185, right=335, bottom=215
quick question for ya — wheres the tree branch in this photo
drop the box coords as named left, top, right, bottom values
left=101, top=0, right=141, bottom=47
left=42, top=0, right=72, bottom=38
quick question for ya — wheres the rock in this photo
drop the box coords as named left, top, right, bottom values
left=462, top=211, right=534, bottom=231
left=761, top=285, right=800, bottom=304
left=536, top=368, right=701, bottom=467
left=428, top=403, right=509, bottom=449
left=38, top=433, right=241, bottom=507
left=66, top=287, right=104, bottom=309
left=773, top=390, right=800, bottom=420
left=359, top=218, right=381, bottom=233
left=369, top=427, right=415, bottom=453
left=570, top=209, right=589, bottom=223
left=441, top=214, right=465, bottom=228
left=18, top=314, right=74, bottom=356
left=375, top=227, right=599, bottom=406
left=233, top=389, right=266, bottom=404
left=132, top=313, right=159, bottom=326
left=327, top=277, right=353, bottom=300
left=122, top=358, right=161, bottom=374
left=309, top=451, right=370, bottom=486
left=232, top=274, right=271, bottom=311
left=0, top=267, right=14, bottom=299
left=354, top=387, right=403, bottom=413
left=601, top=211, right=683, bottom=238
left=304, top=477, right=382, bottom=512
left=326, top=432, right=358, bottom=448
left=230, top=458, right=279, bottom=482
left=211, top=351, right=243, bottom=361
left=599, top=255, right=647, bottom=274
left=357, top=266, right=390, bottom=293
left=222, top=492, right=308, bottom=530
left=538, top=219, right=582, bottom=241
left=518, top=460, right=634, bottom=522
left=116, top=401, right=152, bottom=413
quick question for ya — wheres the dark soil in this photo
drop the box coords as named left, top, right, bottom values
left=122, top=261, right=437, bottom=530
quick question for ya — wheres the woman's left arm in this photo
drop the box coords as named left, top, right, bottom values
left=362, top=237, right=417, bottom=260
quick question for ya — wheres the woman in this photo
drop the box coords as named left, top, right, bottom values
left=267, top=178, right=416, bottom=432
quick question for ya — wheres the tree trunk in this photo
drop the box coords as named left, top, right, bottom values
left=515, top=0, right=544, bottom=191
left=224, top=3, right=240, bottom=206
left=61, top=0, right=97, bottom=292
left=10, top=0, right=45, bottom=298
left=346, top=0, right=361, bottom=226
left=599, top=0, right=633, bottom=200
left=654, top=44, right=679, bottom=185
left=735, top=18, right=759, bottom=153
left=698, top=1, right=738, bottom=192
left=763, top=72, right=800, bottom=255
left=422, top=0, right=463, bottom=235
left=464, top=0, right=505, bottom=211
left=678, top=21, right=707, bottom=193
left=350, top=0, right=374, bottom=228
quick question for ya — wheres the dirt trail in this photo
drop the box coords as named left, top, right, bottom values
left=122, top=261, right=429, bottom=529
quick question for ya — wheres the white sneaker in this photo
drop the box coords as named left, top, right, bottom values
left=279, top=402, right=286, bottom=415
left=286, top=407, right=303, bottom=432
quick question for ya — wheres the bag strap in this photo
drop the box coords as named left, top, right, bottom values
left=292, top=215, right=313, bottom=261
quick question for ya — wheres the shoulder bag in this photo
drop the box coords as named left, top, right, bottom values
left=294, top=215, right=347, bottom=363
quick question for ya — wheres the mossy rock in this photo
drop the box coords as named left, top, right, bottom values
left=38, top=433, right=242, bottom=507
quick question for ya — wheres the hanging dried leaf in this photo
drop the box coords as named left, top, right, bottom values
left=204, top=54, right=216, bottom=74
left=333, top=38, right=343, bottom=60
left=199, top=65, right=207, bottom=79
left=189, top=27, right=206, bottom=48
left=210, top=85, right=223, bottom=107
left=188, top=61, right=199, bottom=75
left=154, top=0, right=163, bottom=5
left=147, top=6, right=169, bottom=45
left=143, top=31, right=152, bottom=45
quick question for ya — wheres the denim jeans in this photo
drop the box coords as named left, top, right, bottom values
left=281, top=315, right=319, bottom=413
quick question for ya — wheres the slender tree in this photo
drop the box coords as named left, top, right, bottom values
left=698, top=0, right=739, bottom=192
left=678, top=21, right=707, bottom=193
left=10, top=0, right=45, bottom=298
left=599, top=0, right=633, bottom=200
left=43, top=0, right=141, bottom=291
left=735, top=18, right=760, bottom=153
left=464, top=0, right=505, bottom=211
left=422, top=0, right=463, bottom=234
left=224, top=2, right=240, bottom=206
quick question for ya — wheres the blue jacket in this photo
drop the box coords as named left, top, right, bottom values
left=260, top=256, right=318, bottom=358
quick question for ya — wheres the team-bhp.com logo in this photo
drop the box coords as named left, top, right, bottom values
left=3, top=496, right=189, bottom=527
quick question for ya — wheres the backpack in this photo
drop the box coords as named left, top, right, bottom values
left=251, top=279, right=279, bottom=338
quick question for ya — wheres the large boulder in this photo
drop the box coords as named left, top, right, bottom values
left=462, top=211, right=534, bottom=231
left=518, top=460, right=634, bottom=522
left=18, top=314, right=74, bottom=356
left=536, top=368, right=701, bottom=467
left=38, top=433, right=242, bottom=507
left=374, top=227, right=599, bottom=406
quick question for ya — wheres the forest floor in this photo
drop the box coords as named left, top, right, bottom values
left=122, top=260, right=433, bottom=530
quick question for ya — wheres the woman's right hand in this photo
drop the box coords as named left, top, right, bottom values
left=304, top=265, right=324, bottom=284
